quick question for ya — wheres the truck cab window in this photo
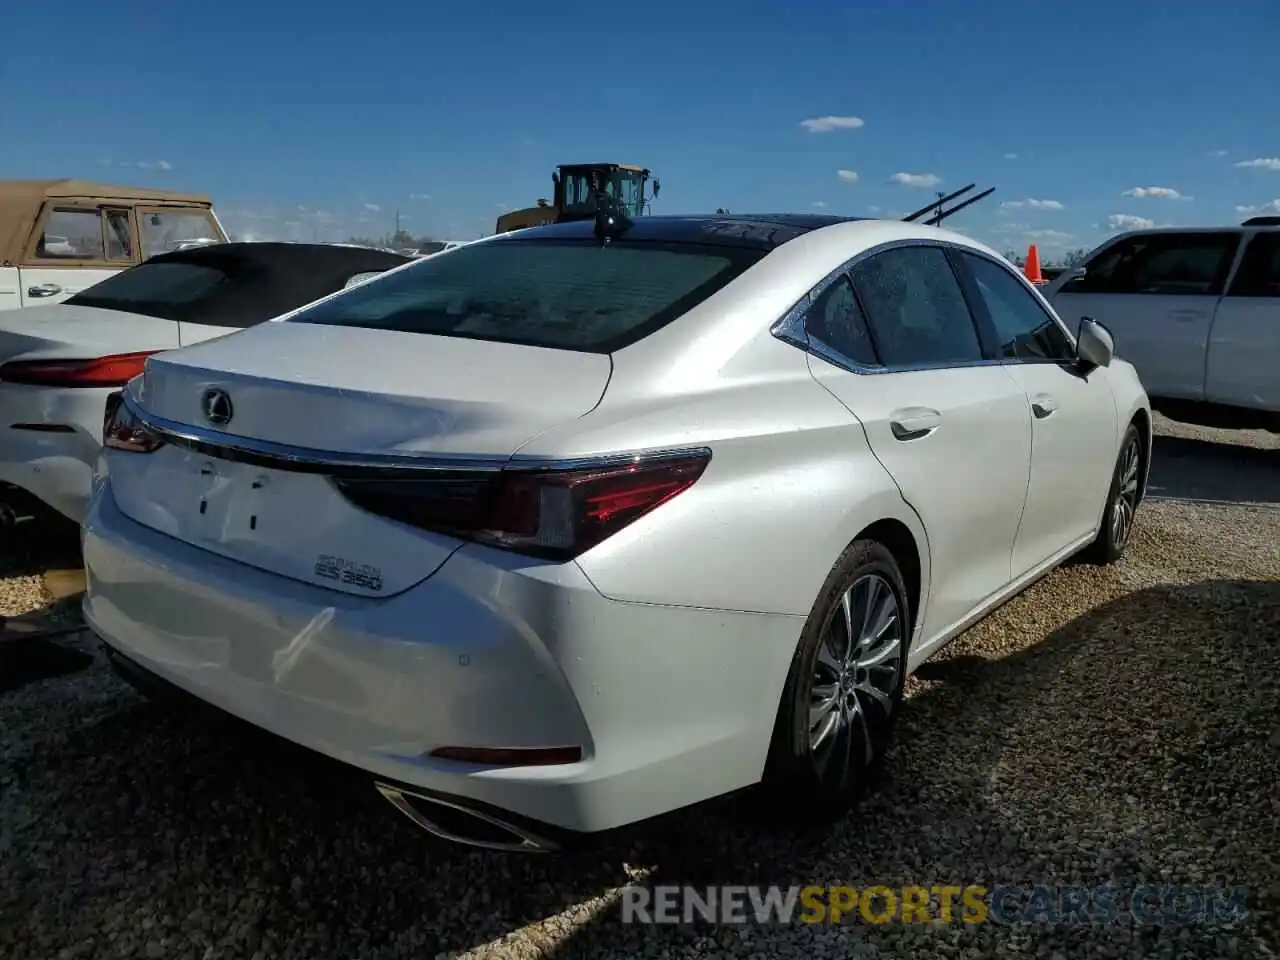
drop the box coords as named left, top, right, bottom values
left=1061, top=232, right=1240, bottom=296
left=1226, top=233, right=1280, bottom=297
left=35, top=209, right=105, bottom=260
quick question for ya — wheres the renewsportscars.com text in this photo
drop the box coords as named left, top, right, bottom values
left=620, top=884, right=1251, bottom=927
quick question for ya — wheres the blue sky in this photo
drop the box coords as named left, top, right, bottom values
left=3, top=0, right=1278, bottom=257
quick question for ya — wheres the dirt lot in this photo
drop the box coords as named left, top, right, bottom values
left=1, top=415, right=1276, bottom=959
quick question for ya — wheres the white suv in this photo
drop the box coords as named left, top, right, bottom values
left=1043, top=217, right=1279, bottom=432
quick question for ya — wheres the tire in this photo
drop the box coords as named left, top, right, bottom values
left=761, top=539, right=911, bottom=821
left=1080, top=423, right=1142, bottom=566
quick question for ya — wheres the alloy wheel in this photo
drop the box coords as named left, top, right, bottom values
left=808, top=573, right=903, bottom=786
left=1111, top=436, right=1141, bottom=551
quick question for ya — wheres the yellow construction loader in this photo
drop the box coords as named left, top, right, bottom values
left=495, top=163, right=659, bottom=234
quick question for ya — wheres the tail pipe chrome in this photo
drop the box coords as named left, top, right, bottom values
left=374, top=783, right=559, bottom=854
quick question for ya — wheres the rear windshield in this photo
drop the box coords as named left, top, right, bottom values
left=67, top=261, right=230, bottom=319
left=284, top=238, right=764, bottom=352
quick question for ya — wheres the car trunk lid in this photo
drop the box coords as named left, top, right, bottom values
left=108, top=320, right=614, bottom=595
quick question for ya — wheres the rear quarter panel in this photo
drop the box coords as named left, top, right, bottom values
left=515, top=338, right=930, bottom=621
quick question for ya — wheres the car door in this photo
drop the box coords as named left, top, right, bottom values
left=1045, top=230, right=1242, bottom=401
left=1204, top=230, right=1280, bottom=414
left=803, top=243, right=1033, bottom=643
left=955, top=249, right=1119, bottom=577
left=19, top=205, right=136, bottom=306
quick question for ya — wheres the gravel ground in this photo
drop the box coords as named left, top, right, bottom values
left=1, top=417, right=1277, bottom=959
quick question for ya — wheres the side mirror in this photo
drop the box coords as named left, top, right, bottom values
left=653, top=179, right=661, bottom=197
left=1076, top=316, right=1114, bottom=371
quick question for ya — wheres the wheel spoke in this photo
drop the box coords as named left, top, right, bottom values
left=815, top=636, right=842, bottom=678
left=811, top=703, right=841, bottom=753
left=856, top=678, right=892, bottom=713
left=837, top=588, right=857, bottom=662
left=809, top=684, right=840, bottom=732
left=858, top=635, right=901, bottom=669
left=858, top=577, right=883, bottom=645
left=859, top=587, right=897, bottom=651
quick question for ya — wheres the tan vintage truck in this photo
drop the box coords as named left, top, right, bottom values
left=0, top=179, right=227, bottom=311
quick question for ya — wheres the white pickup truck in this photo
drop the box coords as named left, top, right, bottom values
left=0, top=179, right=226, bottom=312
left=1044, top=218, right=1280, bottom=432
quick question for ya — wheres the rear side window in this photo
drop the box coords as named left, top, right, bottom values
left=1226, top=233, right=1280, bottom=297
left=1060, top=232, right=1240, bottom=296
left=286, top=239, right=764, bottom=352
left=66, top=262, right=230, bottom=316
left=804, top=275, right=879, bottom=367
left=850, top=246, right=984, bottom=367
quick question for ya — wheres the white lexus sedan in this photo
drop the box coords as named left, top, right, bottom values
left=83, top=214, right=1151, bottom=853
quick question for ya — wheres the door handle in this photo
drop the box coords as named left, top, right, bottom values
left=889, top=407, right=942, bottom=441
left=27, top=283, right=63, bottom=298
left=1031, top=394, right=1059, bottom=419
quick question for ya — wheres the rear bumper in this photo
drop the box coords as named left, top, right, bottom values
left=0, top=384, right=110, bottom=522
left=101, top=643, right=583, bottom=852
left=83, top=482, right=803, bottom=835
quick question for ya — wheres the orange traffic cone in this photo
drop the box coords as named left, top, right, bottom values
left=1024, top=244, right=1045, bottom=285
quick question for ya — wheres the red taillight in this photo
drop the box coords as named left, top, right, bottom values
left=333, top=451, right=710, bottom=561
left=0, top=350, right=158, bottom=387
left=102, top=390, right=165, bottom=453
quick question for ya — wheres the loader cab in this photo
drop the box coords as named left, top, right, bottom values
left=551, top=164, right=656, bottom=222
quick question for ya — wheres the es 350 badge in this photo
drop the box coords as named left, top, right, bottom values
left=313, top=554, right=384, bottom=592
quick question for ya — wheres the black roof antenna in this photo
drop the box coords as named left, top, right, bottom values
left=591, top=169, right=633, bottom=246
left=901, top=183, right=996, bottom=226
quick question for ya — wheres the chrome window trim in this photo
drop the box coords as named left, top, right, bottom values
left=119, top=386, right=710, bottom=478
left=771, top=238, right=1081, bottom=373
left=772, top=238, right=1000, bottom=375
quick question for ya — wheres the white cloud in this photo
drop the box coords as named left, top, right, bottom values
left=811, top=201, right=827, bottom=208
left=1210, top=149, right=1230, bottom=158
left=868, top=205, right=882, bottom=214
left=800, top=115, right=865, bottom=133
left=1003, top=153, right=1019, bottom=160
left=296, top=206, right=335, bottom=223
left=1122, top=186, right=1190, bottom=200
left=1025, top=229, right=1072, bottom=242
left=836, top=169, right=859, bottom=183
left=891, top=172, right=941, bottom=188
left=1107, top=214, right=1156, bottom=231
left=408, top=193, right=431, bottom=201
left=1235, top=157, right=1280, bottom=171
left=1001, top=199, right=1064, bottom=211
left=1236, top=199, right=1280, bottom=216
left=363, top=203, right=381, bottom=212
left=123, top=160, right=173, bottom=171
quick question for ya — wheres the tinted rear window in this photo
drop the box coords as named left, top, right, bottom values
left=285, top=238, right=764, bottom=352
left=67, top=262, right=230, bottom=318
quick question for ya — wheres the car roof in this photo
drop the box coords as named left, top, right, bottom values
left=497, top=214, right=871, bottom=251
left=68, top=242, right=414, bottom=328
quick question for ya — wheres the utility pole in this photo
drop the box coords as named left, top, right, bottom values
left=394, top=209, right=402, bottom=238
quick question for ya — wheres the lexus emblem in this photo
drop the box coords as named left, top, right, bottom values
left=201, top=388, right=233, bottom=426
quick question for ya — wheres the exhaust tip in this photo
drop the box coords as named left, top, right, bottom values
left=375, top=783, right=558, bottom=854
